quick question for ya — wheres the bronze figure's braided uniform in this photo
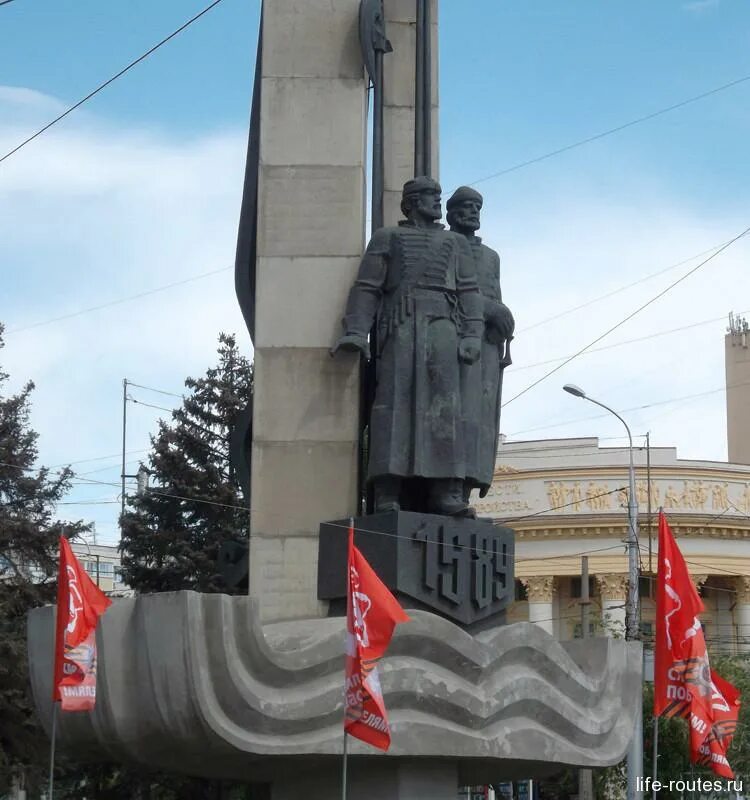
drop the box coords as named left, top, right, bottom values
left=332, top=177, right=483, bottom=516
left=447, top=186, right=514, bottom=500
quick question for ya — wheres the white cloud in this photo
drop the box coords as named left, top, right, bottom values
left=683, top=0, right=720, bottom=14
left=1, top=87, right=252, bottom=543
left=2, top=85, right=747, bottom=544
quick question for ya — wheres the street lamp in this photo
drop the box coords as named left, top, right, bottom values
left=562, top=383, right=643, bottom=800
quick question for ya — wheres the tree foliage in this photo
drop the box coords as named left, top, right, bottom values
left=0, top=322, right=89, bottom=793
left=119, top=333, right=252, bottom=594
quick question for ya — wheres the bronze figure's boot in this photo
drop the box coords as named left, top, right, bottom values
left=373, top=476, right=401, bottom=513
left=430, top=479, right=475, bottom=517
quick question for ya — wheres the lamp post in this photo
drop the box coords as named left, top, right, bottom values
left=562, top=383, right=643, bottom=800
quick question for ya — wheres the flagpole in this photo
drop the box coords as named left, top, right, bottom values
left=342, top=516, right=353, bottom=800
left=48, top=702, right=57, bottom=800
left=342, top=729, right=349, bottom=800
left=652, top=715, right=658, bottom=800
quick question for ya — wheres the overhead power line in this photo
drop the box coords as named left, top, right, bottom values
left=468, top=73, right=750, bottom=186
left=514, top=311, right=746, bottom=373
left=517, top=240, right=736, bottom=335
left=127, top=381, right=183, bottom=399
left=506, top=377, right=750, bottom=438
left=0, top=0, right=19, bottom=7
left=502, top=223, right=750, bottom=407
left=6, top=265, right=231, bottom=335
left=0, top=0, right=227, bottom=165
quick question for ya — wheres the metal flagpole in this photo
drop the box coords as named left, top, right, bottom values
left=342, top=515, right=353, bottom=800
left=652, top=716, right=659, bottom=800
left=48, top=703, right=58, bottom=799
left=341, top=730, right=349, bottom=800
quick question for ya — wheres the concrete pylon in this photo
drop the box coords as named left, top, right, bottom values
left=248, top=0, right=368, bottom=622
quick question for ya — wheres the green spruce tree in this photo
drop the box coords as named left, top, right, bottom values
left=0, top=322, right=89, bottom=793
left=120, top=333, right=252, bottom=594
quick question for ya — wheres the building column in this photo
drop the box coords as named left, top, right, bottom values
left=736, top=576, right=750, bottom=653
left=522, top=576, right=555, bottom=636
left=596, top=574, right=628, bottom=638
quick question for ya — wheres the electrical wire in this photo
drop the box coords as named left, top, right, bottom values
left=513, top=311, right=745, bottom=373
left=506, top=378, right=750, bottom=438
left=467, top=73, right=750, bottom=186
left=517, top=244, right=738, bottom=335
left=126, top=381, right=183, bottom=399
left=127, top=396, right=175, bottom=414
left=502, top=224, right=750, bottom=408
left=6, top=265, right=231, bottom=335
left=0, top=0, right=227, bottom=165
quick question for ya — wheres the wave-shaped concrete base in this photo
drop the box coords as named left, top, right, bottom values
left=28, top=592, right=641, bottom=783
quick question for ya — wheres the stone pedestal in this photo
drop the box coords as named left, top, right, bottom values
left=318, top=512, right=514, bottom=629
left=271, top=760, right=458, bottom=800
left=248, top=0, right=367, bottom=623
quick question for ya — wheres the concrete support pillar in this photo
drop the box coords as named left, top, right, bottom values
left=249, top=0, right=367, bottom=622
left=382, top=0, right=439, bottom=226
left=522, top=576, right=555, bottom=636
left=271, top=759, right=458, bottom=800
left=596, top=574, right=628, bottom=638
left=735, top=576, right=750, bottom=653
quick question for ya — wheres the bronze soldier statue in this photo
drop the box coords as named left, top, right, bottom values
left=331, top=176, right=483, bottom=516
left=447, top=186, right=515, bottom=501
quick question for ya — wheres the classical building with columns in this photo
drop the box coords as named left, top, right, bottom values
left=474, top=437, right=750, bottom=650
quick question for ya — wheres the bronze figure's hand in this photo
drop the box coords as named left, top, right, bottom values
left=458, top=336, right=481, bottom=364
left=330, top=333, right=371, bottom=361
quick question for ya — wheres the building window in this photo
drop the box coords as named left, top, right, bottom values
left=514, top=580, right=527, bottom=601
left=639, top=576, right=656, bottom=599
left=570, top=577, right=595, bottom=599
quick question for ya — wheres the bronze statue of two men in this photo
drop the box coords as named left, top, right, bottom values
left=332, top=177, right=514, bottom=517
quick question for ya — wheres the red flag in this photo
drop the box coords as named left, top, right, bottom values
left=693, top=671, right=741, bottom=779
left=654, top=511, right=711, bottom=720
left=654, top=512, right=740, bottom=779
left=344, top=522, right=409, bottom=750
left=53, top=537, right=112, bottom=711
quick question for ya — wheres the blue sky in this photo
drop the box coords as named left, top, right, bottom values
left=2, top=0, right=749, bottom=543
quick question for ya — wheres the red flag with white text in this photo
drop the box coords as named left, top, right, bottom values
left=654, top=511, right=711, bottom=721
left=344, top=522, right=409, bottom=750
left=693, top=670, right=741, bottom=779
left=53, top=537, right=112, bottom=711
left=654, top=511, right=740, bottom=778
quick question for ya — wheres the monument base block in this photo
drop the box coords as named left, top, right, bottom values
left=28, top=592, right=643, bottom=784
left=318, top=511, right=515, bottom=629
left=271, top=759, right=458, bottom=800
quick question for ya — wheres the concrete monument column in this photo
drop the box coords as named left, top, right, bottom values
left=272, top=760, right=458, bottom=800
left=735, top=576, right=750, bottom=653
left=597, top=574, right=628, bottom=638
left=249, top=0, right=367, bottom=622
left=382, top=0, right=439, bottom=226
left=522, top=576, right=555, bottom=636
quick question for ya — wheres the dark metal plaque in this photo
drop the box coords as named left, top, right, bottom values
left=318, top=511, right=515, bottom=630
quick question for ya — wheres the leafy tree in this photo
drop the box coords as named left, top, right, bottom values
left=535, top=650, right=750, bottom=800
left=120, top=333, right=252, bottom=594
left=0, top=322, right=89, bottom=794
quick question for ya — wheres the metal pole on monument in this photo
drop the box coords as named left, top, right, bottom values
left=563, top=384, right=643, bottom=800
